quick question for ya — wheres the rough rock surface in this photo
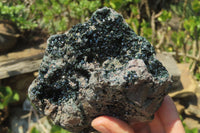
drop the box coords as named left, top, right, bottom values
left=28, top=7, right=171, bottom=132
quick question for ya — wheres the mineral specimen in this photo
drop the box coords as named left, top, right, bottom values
left=28, top=7, right=171, bottom=132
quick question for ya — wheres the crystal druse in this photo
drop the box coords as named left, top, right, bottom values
left=28, top=7, right=171, bottom=132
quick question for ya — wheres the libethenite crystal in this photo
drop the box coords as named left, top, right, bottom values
left=28, top=7, right=171, bottom=132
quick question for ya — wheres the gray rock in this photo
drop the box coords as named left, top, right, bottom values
left=183, top=117, right=200, bottom=130
left=185, top=104, right=200, bottom=118
left=156, top=53, right=182, bottom=92
left=28, top=7, right=171, bottom=132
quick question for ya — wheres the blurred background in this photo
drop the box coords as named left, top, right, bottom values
left=0, top=0, right=200, bottom=132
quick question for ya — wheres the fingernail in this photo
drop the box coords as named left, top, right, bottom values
left=94, top=125, right=110, bottom=133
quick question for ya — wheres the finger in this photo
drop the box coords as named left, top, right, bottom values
left=157, top=95, right=185, bottom=133
left=91, top=116, right=134, bottom=133
left=149, top=112, right=165, bottom=133
left=131, top=122, right=151, bottom=133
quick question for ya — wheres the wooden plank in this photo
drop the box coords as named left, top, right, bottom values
left=0, top=54, right=43, bottom=79
left=0, top=43, right=46, bottom=79
left=0, top=43, right=46, bottom=62
left=0, top=53, right=43, bottom=66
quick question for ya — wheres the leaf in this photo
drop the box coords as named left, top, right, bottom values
left=0, top=2, right=3, bottom=7
left=109, top=2, right=116, bottom=9
left=192, top=0, right=200, bottom=13
left=0, top=86, right=20, bottom=109
left=30, top=127, right=40, bottom=133
left=51, top=125, right=70, bottom=133
left=4, top=86, right=12, bottom=95
left=0, top=2, right=37, bottom=30
left=12, top=92, right=20, bottom=102
left=0, top=103, right=4, bottom=110
left=158, top=10, right=172, bottom=22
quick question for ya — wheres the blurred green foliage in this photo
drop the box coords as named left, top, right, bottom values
left=29, top=123, right=70, bottom=133
left=184, top=124, right=198, bottom=133
left=0, top=86, right=19, bottom=109
left=0, top=2, right=37, bottom=29
left=192, top=0, right=200, bottom=13
left=104, top=0, right=139, bottom=10
left=180, top=115, right=198, bottom=133
left=171, top=31, right=185, bottom=49
left=30, top=127, right=40, bottom=133
left=50, top=125, right=70, bottom=133
left=30, top=0, right=70, bottom=33
left=158, top=10, right=172, bottom=22
left=1, top=0, right=199, bottom=44
left=184, top=16, right=200, bottom=40
left=30, top=0, right=100, bottom=33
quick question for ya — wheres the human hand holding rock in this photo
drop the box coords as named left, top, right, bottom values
left=92, top=95, right=185, bottom=133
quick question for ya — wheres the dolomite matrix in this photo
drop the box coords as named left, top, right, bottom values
left=28, top=7, right=171, bottom=132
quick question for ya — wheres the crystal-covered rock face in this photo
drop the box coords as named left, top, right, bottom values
left=28, top=7, right=171, bottom=132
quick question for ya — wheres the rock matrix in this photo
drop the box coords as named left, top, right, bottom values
left=28, top=7, right=171, bottom=132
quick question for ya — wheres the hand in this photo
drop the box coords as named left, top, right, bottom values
left=91, top=95, right=185, bottom=133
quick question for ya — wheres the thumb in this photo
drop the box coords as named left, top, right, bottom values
left=91, top=116, right=134, bottom=133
